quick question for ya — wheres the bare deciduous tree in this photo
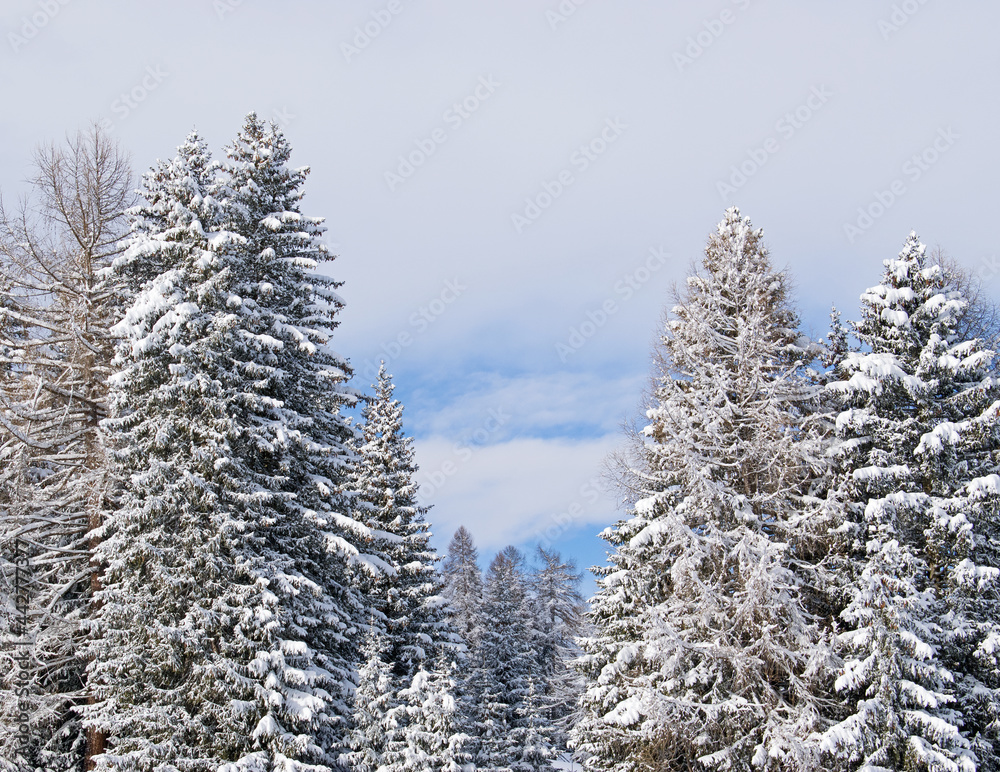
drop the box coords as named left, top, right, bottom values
left=0, top=124, right=132, bottom=772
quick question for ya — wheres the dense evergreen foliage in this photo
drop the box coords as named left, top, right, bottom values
left=0, top=121, right=996, bottom=771
left=819, top=235, right=1000, bottom=771
left=574, top=208, right=834, bottom=772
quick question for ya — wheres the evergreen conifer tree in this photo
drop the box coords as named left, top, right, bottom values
left=473, top=546, right=556, bottom=771
left=84, top=118, right=369, bottom=771
left=215, top=112, right=371, bottom=764
left=442, top=526, right=483, bottom=651
left=382, top=661, right=473, bottom=772
left=573, top=208, right=833, bottom=772
left=343, top=632, right=395, bottom=772
left=529, top=547, right=586, bottom=751
left=351, top=363, right=457, bottom=679
left=820, top=234, right=1000, bottom=772
left=348, top=364, right=465, bottom=769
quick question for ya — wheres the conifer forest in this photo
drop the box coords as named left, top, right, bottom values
left=2, top=3, right=998, bottom=772
left=1, top=116, right=998, bottom=771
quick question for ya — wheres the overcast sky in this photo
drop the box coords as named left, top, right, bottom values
left=3, top=0, right=998, bottom=591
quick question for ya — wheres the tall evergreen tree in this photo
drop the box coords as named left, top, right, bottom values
left=529, top=547, right=587, bottom=751
left=573, top=208, right=834, bottom=772
left=820, top=234, right=999, bottom=772
left=442, top=526, right=483, bottom=651
left=473, top=546, right=556, bottom=772
left=347, top=364, right=465, bottom=770
left=351, top=363, right=456, bottom=679
left=382, top=660, right=473, bottom=772
left=83, top=131, right=258, bottom=771
left=343, top=632, right=395, bottom=772
left=83, top=118, right=369, bottom=771
left=516, top=679, right=558, bottom=772
left=216, top=112, right=370, bottom=764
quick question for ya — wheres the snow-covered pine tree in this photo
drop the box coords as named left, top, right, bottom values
left=343, top=632, right=395, bottom=772
left=0, top=125, right=133, bottom=772
left=473, top=545, right=556, bottom=772
left=347, top=364, right=466, bottom=769
left=820, top=234, right=1000, bottom=772
left=442, top=526, right=483, bottom=651
left=84, top=119, right=368, bottom=771
left=351, top=363, right=457, bottom=680
left=438, top=526, right=484, bottom=757
left=930, top=251, right=1000, bottom=772
left=382, top=660, right=473, bottom=772
left=822, top=306, right=849, bottom=371
left=113, top=129, right=218, bottom=297
left=216, top=112, right=373, bottom=765
left=573, top=208, right=834, bottom=772
left=82, top=131, right=257, bottom=771
left=515, top=679, right=557, bottom=772
left=529, top=547, right=587, bottom=752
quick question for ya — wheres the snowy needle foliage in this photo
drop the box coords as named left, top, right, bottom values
left=2, top=119, right=997, bottom=772
left=83, top=118, right=370, bottom=771
left=574, top=208, right=836, bottom=772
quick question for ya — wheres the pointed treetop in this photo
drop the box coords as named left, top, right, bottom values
left=227, top=110, right=294, bottom=167
left=822, top=304, right=849, bottom=369
left=855, top=232, right=966, bottom=360
left=706, top=206, right=767, bottom=268
left=374, top=360, right=395, bottom=398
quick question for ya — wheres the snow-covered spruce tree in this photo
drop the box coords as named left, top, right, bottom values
left=382, top=660, right=473, bottom=772
left=83, top=131, right=255, bottom=771
left=113, top=129, right=219, bottom=296
left=347, top=363, right=465, bottom=769
left=343, top=632, right=395, bottom=772
left=472, top=545, right=556, bottom=771
left=821, top=306, right=850, bottom=372
left=517, top=679, right=558, bottom=772
left=350, top=363, right=457, bottom=679
left=931, top=248, right=1000, bottom=772
left=819, top=234, right=1000, bottom=772
left=0, top=125, right=133, bottom=772
left=216, top=112, right=372, bottom=765
left=573, top=208, right=835, bottom=772
left=84, top=120, right=366, bottom=771
left=438, top=526, right=484, bottom=755
left=442, top=526, right=483, bottom=651
left=529, top=547, right=587, bottom=751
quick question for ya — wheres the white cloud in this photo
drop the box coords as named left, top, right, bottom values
left=405, top=370, right=649, bottom=441
left=414, top=433, right=620, bottom=554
